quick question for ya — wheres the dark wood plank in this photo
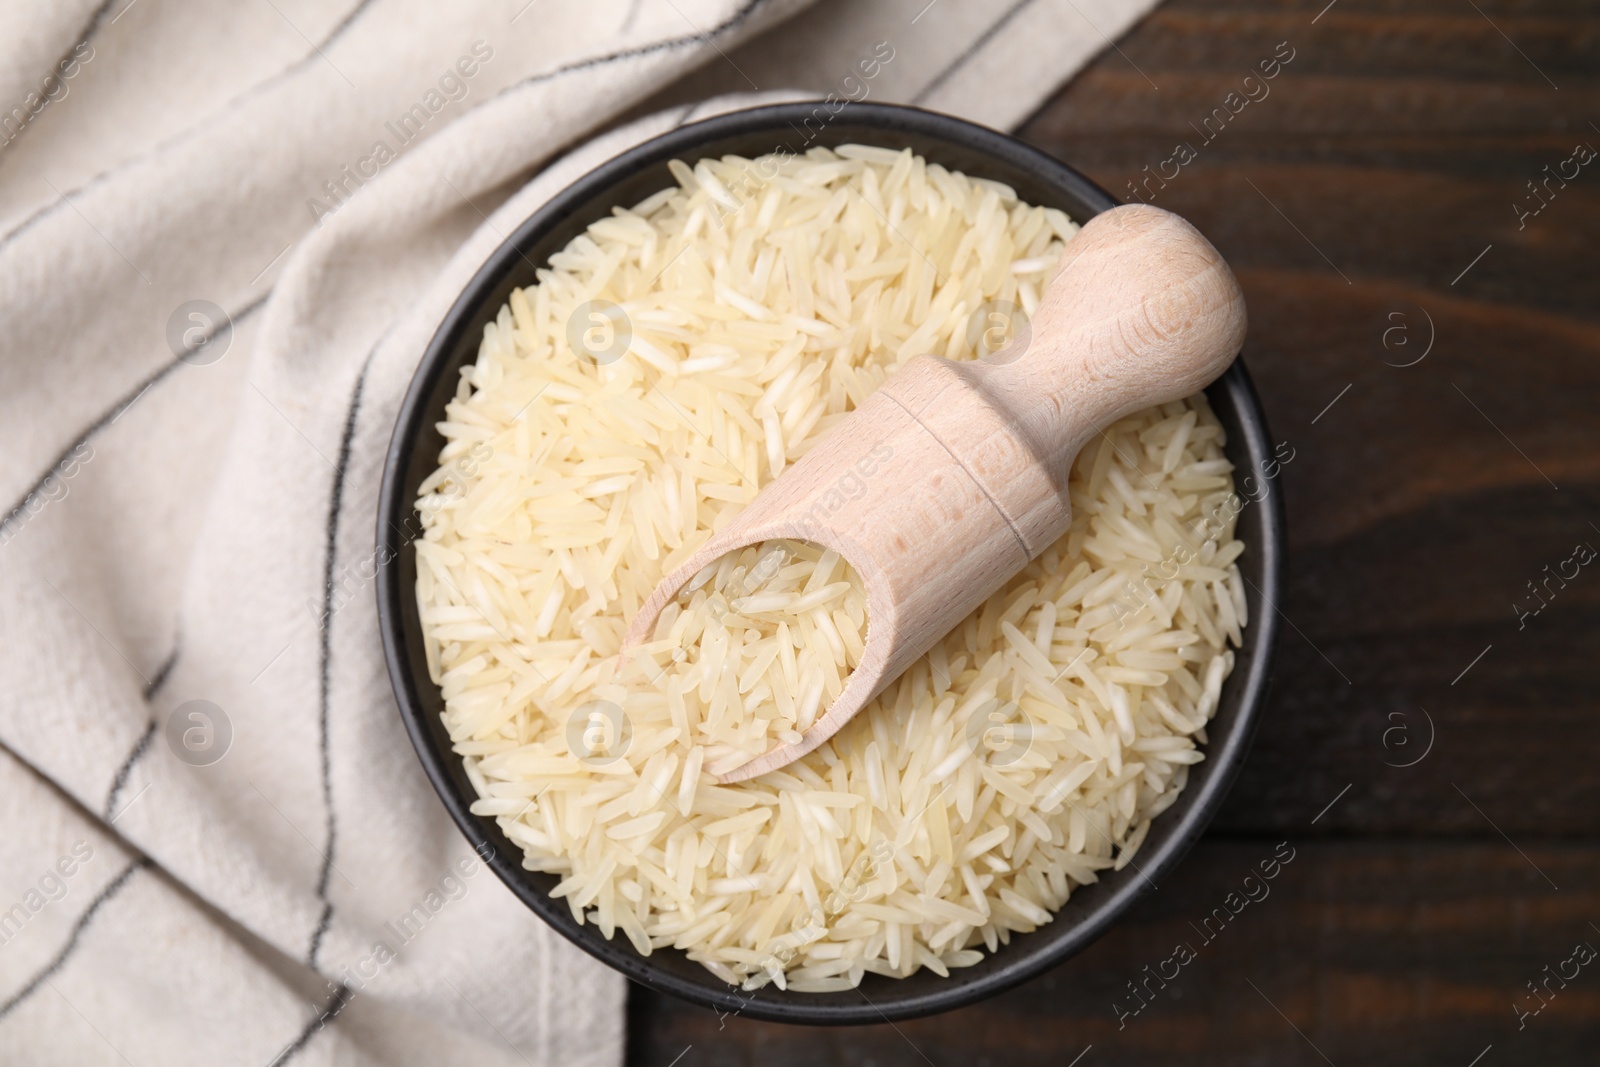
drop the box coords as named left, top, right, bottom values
left=627, top=841, right=1600, bottom=1065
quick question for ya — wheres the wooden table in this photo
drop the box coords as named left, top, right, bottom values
left=628, top=1, right=1600, bottom=1061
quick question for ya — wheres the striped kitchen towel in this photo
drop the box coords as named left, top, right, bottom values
left=0, top=0, right=1155, bottom=1063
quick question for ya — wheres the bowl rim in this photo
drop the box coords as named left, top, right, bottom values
left=377, top=100, right=1283, bottom=1025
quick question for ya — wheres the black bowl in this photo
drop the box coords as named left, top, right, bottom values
left=377, top=102, right=1283, bottom=1024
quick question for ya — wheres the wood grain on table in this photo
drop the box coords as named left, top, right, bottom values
left=628, top=1, right=1600, bottom=1062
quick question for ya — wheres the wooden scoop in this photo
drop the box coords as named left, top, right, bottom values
left=620, top=203, right=1247, bottom=783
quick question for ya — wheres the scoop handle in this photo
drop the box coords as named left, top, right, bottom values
left=963, top=203, right=1247, bottom=486
left=879, top=203, right=1247, bottom=568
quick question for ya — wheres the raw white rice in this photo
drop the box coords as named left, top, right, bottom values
left=628, top=539, right=867, bottom=778
left=415, top=145, right=1247, bottom=990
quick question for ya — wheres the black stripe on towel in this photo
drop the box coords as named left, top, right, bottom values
left=268, top=982, right=352, bottom=1067
left=306, top=345, right=378, bottom=969
left=0, top=0, right=383, bottom=253
left=912, top=0, right=1042, bottom=105
left=0, top=292, right=269, bottom=545
left=305, top=901, right=335, bottom=974
left=143, top=645, right=180, bottom=700
left=102, top=720, right=156, bottom=822
left=489, top=0, right=776, bottom=104
left=0, top=858, right=148, bottom=1021
left=100, top=641, right=178, bottom=821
